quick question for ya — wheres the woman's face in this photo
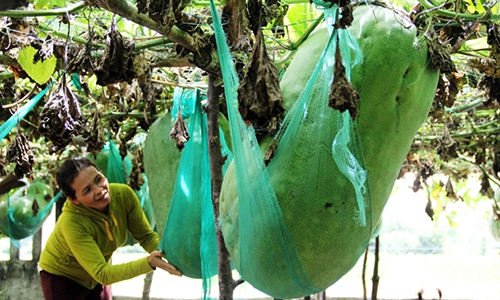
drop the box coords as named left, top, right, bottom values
left=69, top=166, right=110, bottom=213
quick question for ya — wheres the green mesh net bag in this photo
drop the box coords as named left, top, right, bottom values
left=216, top=1, right=440, bottom=298
left=0, top=85, right=58, bottom=246
left=213, top=1, right=366, bottom=297
left=144, top=87, right=232, bottom=298
left=160, top=89, right=214, bottom=278
left=0, top=182, right=61, bottom=247
left=0, top=85, right=50, bottom=142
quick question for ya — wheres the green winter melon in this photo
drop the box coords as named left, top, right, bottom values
left=0, top=182, right=53, bottom=240
left=144, top=109, right=231, bottom=278
left=144, top=113, right=182, bottom=239
left=220, top=4, right=439, bottom=298
left=145, top=111, right=232, bottom=239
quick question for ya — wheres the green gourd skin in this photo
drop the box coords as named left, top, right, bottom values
left=144, top=113, right=203, bottom=276
left=220, top=4, right=439, bottom=297
left=0, top=182, right=53, bottom=239
left=144, top=111, right=231, bottom=278
left=144, top=111, right=232, bottom=239
left=144, top=113, right=182, bottom=240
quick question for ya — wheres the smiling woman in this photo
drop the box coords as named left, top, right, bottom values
left=38, top=157, right=182, bottom=300
left=61, top=161, right=111, bottom=213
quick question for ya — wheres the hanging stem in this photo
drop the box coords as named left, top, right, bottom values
left=206, top=74, right=235, bottom=300
left=362, top=246, right=369, bottom=300
left=371, top=236, right=380, bottom=300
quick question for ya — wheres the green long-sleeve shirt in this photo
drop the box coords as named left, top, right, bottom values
left=39, top=183, right=159, bottom=289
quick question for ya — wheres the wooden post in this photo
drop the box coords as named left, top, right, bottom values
left=142, top=272, right=154, bottom=300
left=206, top=74, right=235, bottom=300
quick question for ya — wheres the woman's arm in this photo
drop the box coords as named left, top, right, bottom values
left=123, top=185, right=159, bottom=253
left=61, top=217, right=154, bottom=286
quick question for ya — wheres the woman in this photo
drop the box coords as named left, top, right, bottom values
left=39, top=157, right=182, bottom=300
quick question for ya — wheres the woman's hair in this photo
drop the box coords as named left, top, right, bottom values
left=56, top=157, right=98, bottom=199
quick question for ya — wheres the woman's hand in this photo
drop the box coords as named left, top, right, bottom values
left=147, top=250, right=182, bottom=277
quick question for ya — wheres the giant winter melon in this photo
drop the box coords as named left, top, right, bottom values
left=219, top=4, right=440, bottom=298
left=0, top=181, right=53, bottom=240
left=144, top=113, right=182, bottom=239
left=144, top=108, right=232, bottom=278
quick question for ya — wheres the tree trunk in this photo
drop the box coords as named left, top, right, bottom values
left=222, top=0, right=251, bottom=50
left=207, top=74, right=234, bottom=300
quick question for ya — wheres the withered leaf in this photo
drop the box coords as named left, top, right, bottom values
left=39, top=78, right=84, bottom=152
left=6, top=132, right=35, bottom=177
left=129, top=151, right=145, bottom=191
left=412, top=173, right=422, bottom=192
left=32, top=199, right=39, bottom=217
left=445, top=177, right=457, bottom=200
left=32, top=37, right=54, bottom=64
left=263, top=138, right=279, bottom=166
left=82, top=109, right=107, bottom=156
left=478, top=76, right=500, bottom=108
left=237, top=28, right=284, bottom=135
left=426, top=28, right=457, bottom=74
left=480, top=171, right=491, bottom=196
left=170, top=107, right=190, bottom=150
left=94, top=22, right=136, bottom=86
left=425, top=197, right=434, bottom=221
left=435, top=124, right=458, bottom=160
left=328, top=43, right=359, bottom=120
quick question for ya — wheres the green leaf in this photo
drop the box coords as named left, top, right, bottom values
left=33, top=0, right=50, bottom=9
left=490, top=1, right=500, bottom=14
left=17, top=46, right=57, bottom=85
left=465, top=0, right=485, bottom=13
left=285, top=3, right=319, bottom=41
left=34, top=0, right=68, bottom=9
left=117, top=19, right=126, bottom=33
left=53, top=0, right=68, bottom=8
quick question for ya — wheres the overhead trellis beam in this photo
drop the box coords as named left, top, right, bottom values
left=83, top=0, right=224, bottom=74
left=0, top=1, right=87, bottom=17
left=0, top=0, right=200, bottom=64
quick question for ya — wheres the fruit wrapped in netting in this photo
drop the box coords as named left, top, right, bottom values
left=0, top=182, right=61, bottom=247
left=214, top=1, right=440, bottom=298
left=144, top=87, right=233, bottom=299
